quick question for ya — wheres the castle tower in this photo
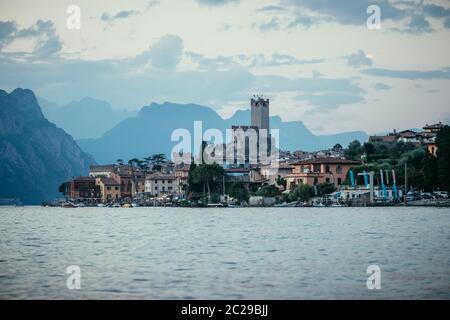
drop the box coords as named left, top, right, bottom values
left=251, top=96, right=269, bottom=131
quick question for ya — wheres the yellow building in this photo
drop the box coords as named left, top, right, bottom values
left=286, top=157, right=360, bottom=190
left=96, top=177, right=120, bottom=202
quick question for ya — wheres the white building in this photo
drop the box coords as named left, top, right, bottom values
left=144, top=173, right=178, bottom=197
left=89, top=164, right=116, bottom=178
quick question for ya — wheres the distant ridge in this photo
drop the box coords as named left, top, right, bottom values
left=78, top=102, right=368, bottom=163
left=39, top=97, right=136, bottom=140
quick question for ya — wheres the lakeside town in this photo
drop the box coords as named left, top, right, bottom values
left=48, top=97, right=450, bottom=208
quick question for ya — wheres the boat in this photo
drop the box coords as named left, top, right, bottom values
left=275, top=201, right=299, bottom=207
left=62, top=202, right=77, bottom=208
left=207, top=203, right=227, bottom=207
left=122, top=203, right=132, bottom=208
left=330, top=203, right=346, bottom=207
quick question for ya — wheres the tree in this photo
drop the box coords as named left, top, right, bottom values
left=116, top=159, right=124, bottom=165
left=146, top=153, right=167, bottom=172
left=332, top=143, right=343, bottom=152
left=345, top=140, right=363, bottom=160
left=422, top=153, right=439, bottom=191
left=437, top=125, right=450, bottom=191
left=229, top=182, right=249, bottom=203
left=58, top=182, right=68, bottom=196
left=128, top=158, right=140, bottom=199
left=276, top=175, right=287, bottom=189
left=363, top=142, right=376, bottom=155
left=256, top=184, right=281, bottom=197
left=316, top=183, right=335, bottom=196
left=190, top=163, right=224, bottom=201
left=289, top=184, right=311, bottom=202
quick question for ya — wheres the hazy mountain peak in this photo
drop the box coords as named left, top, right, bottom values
left=8, top=88, right=44, bottom=120
left=39, top=96, right=136, bottom=140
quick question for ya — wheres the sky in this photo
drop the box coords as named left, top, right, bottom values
left=0, top=0, right=449, bottom=134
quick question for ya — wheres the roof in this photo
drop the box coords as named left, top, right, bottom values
left=292, top=157, right=360, bottom=165
left=146, top=174, right=176, bottom=180
left=225, top=167, right=250, bottom=173
left=423, top=122, right=444, bottom=130
left=99, top=177, right=119, bottom=186
left=89, top=164, right=116, bottom=171
left=369, top=135, right=397, bottom=142
left=73, top=176, right=95, bottom=182
left=397, top=130, right=418, bottom=137
left=260, top=163, right=294, bottom=170
left=175, top=164, right=191, bottom=172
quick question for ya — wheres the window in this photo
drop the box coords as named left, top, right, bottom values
left=107, top=186, right=111, bottom=190
left=313, top=164, right=320, bottom=172
left=155, top=186, right=158, bottom=190
left=314, top=178, right=318, bottom=185
left=336, top=165, right=342, bottom=174
left=338, top=178, right=342, bottom=185
left=326, top=178, right=330, bottom=183
left=325, top=165, right=330, bottom=173
left=168, top=186, right=172, bottom=190
left=162, top=186, right=165, bottom=191
left=115, top=186, right=119, bottom=190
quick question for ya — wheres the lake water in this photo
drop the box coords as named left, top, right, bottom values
left=1, top=206, right=450, bottom=299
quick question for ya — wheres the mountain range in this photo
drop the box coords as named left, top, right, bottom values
left=77, top=102, right=368, bottom=163
left=38, top=97, right=136, bottom=140
left=0, top=88, right=95, bottom=204
left=0, top=88, right=368, bottom=203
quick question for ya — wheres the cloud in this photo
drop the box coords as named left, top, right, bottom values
left=423, top=3, right=450, bottom=29
left=279, top=0, right=450, bottom=33
left=295, top=92, right=364, bottom=111
left=34, top=35, right=62, bottom=59
left=345, top=50, right=373, bottom=68
left=423, top=3, right=450, bottom=18
left=374, top=83, right=391, bottom=90
left=0, top=21, right=17, bottom=49
left=148, top=34, right=184, bottom=69
left=253, top=17, right=280, bottom=32
left=399, top=14, right=432, bottom=33
left=101, top=10, right=140, bottom=22
left=195, top=0, right=239, bottom=7
left=256, top=5, right=286, bottom=12
left=0, top=40, right=364, bottom=112
left=282, top=0, right=404, bottom=25
left=445, top=17, right=450, bottom=28
left=287, top=14, right=318, bottom=29
left=251, top=53, right=324, bottom=67
left=363, top=68, right=450, bottom=80
left=186, top=51, right=324, bottom=70
left=0, top=19, right=62, bottom=58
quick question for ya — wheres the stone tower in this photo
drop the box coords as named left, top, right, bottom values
left=250, top=96, right=269, bottom=131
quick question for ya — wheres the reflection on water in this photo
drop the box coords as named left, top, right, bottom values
left=0, top=206, right=449, bottom=299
